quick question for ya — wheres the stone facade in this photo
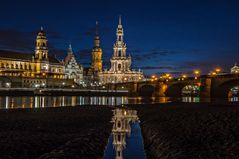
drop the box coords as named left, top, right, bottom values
left=0, top=27, right=71, bottom=87
left=99, top=17, right=144, bottom=84
left=64, top=44, right=83, bottom=85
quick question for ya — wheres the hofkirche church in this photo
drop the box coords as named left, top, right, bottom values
left=98, top=17, right=144, bottom=84
left=0, top=17, right=144, bottom=88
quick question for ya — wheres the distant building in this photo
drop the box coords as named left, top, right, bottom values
left=64, top=44, right=83, bottom=85
left=231, top=63, right=239, bottom=74
left=91, top=21, right=103, bottom=76
left=83, top=22, right=103, bottom=86
left=99, top=17, right=144, bottom=84
left=0, top=27, right=74, bottom=87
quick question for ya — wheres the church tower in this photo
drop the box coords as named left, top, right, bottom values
left=35, top=27, right=48, bottom=60
left=98, top=16, right=144, bottom=84
left=91, top=21, right=103, bottom=74
left=110, top=16, right=131, bottom=72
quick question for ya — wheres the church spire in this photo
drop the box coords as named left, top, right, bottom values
left=116, top=16, right=124, bottom=46
left=91, top=21, right=103, bottom=73
left=68, top=43, right=73, bottom=55
left=94, top=21, right=100, bottom=48
left=95, top=21, right=99, bottom=36
left=119, top=15, right=122, bottom=25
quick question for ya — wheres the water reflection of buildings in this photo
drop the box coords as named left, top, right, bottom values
left=229, top=97, right=239, bottom=102
left=0, top=96, right=128, bottom=109
left=111, top=108, right=138, bottom=159
left=182, top=96, right=200, bottom=103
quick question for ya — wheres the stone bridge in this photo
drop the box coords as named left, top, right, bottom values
left=109, top=74, right=239, bottom=98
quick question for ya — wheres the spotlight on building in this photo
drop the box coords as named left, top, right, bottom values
left=34, top=84, right=40, bottom=88
left=5, top=82, right=11, bottom=88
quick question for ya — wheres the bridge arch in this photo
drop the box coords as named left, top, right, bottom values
left=215, top=79, right=239, bottom=97
left=182, top=85, right=200, bottom=96
left=165, top=82, right=200, bottom=97
left=138, top=85, right=155, bottom=97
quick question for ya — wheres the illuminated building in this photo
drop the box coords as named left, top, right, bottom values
left=64, top=44, right=83, bottom=84
left=83, top=22, right=103, bottom=86
left=231, top=63, right=239, bottom=74
left=91, top=21, right=103, bottom=75
left=111, top=108, right=139, bottom=159
left=0, top=27, right=74, bottom=87
left=99, top=17, right=144, bottom=84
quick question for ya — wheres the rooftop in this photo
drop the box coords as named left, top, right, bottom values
left=0, top=50, right=61, bottom=64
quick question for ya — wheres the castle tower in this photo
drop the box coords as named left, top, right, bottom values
left=35, top=27, right=48, bottom=60
left=91, top=21, right=103, bottom=74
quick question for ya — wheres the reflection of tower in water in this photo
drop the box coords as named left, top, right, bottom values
left=111, top=108, right=138, bottom=159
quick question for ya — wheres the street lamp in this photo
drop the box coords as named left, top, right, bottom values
left=151, top=75, right=156, bottom=82
left=212, top=72, right=217, bottom=76
left=182, top=74, right=187, bottom=78
left=194, top=70, right=200, bottom=79
left=215, top=68, right=221, bottom=75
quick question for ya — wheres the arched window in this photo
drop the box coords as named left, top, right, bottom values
left=118, top=134, right=121, bottom=142
left=117, top=121, right=121, bottom=128
left=43, top=42, right=46, bottom=47
left=118, top=64, right=121, bottom=71
left=118, top=50, right=121, bottom=57
left=1, top=63, right=4, bottom=68
left=11, top=64, right=14, bottom=69
left=119, top=36, right=122, bottom=41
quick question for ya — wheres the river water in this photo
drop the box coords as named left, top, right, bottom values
left=0, top=96, right=238, bottom=109
left=103, top=108, right=146, bottom=159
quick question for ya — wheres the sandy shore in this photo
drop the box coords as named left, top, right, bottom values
left=0, top=106, right=113, bottom=159
left=132, top=102, right=239, bottom=159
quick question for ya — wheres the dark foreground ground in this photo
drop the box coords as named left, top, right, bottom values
left=132, top=103, right=239, bottom=159
left=0, top=106, right=113, bottom=159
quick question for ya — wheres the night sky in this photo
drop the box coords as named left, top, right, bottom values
left=0, top=0, right=239, bottom=76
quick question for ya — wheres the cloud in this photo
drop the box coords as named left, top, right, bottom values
left=131, top=48, right=179, bottom=62
left=0, top=29, right=34, bottom=51
left=0, top=29, right=65, bottom=54
left=49, top=47, right=67, bottom=58
left=79, top=49, right=91, bottom=58
left=83, top=26, right=112, bottom=37
left=140, top=66, right=175, bottom=70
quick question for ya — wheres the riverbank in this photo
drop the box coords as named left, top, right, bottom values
left=0, top=106, right=113, bottom=159
left=132, top=102, right=239, bottom=159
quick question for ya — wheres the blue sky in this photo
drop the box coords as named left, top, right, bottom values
left=0, top=0, right=239, bottom=76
